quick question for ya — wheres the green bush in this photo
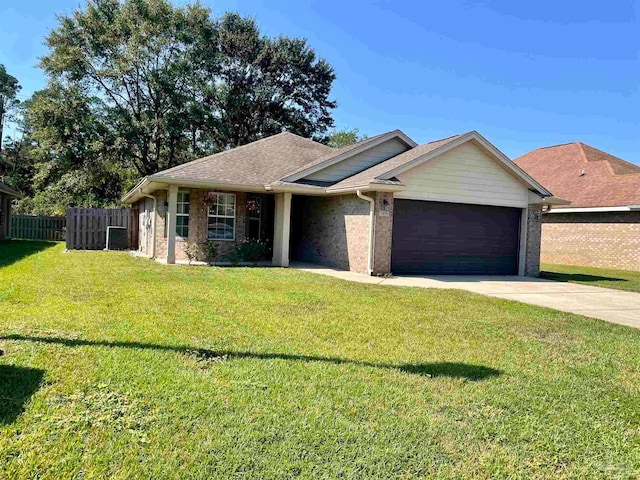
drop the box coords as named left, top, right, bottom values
left=200, top=241, right=218, bottom=264
left=225, top=239, right=267, bottom=265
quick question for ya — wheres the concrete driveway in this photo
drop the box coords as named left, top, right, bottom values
left=293, top=263, right=640, bottom=329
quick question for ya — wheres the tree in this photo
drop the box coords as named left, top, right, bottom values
left=327, top=128, right=366, bottom=148
left=0, top=99, right=34, bottom=198
left=0, top=64, right=21, bottom=151
left=20, top=83, right=124, bottom=215
left=212, top=13, right=337, bottom=149
left=40, top=0, right=337, bottom=178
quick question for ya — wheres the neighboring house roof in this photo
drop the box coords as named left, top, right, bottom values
left=0, top=181, right=21, bottom=198
left=514, top=142, right=640, bottom=209
left=123, top=129, right=554, bottom=203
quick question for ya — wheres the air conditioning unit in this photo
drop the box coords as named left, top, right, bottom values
left=106, top=226, right=128, bottom=250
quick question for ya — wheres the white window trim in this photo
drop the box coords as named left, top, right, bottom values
left=176, top=190, right=190, bottom=239
left=207, top=192, right=236, bottom=241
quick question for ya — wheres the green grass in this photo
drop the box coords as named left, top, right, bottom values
left=542, top=263, right=640, bottom=293
left=1, top=241, right=639, bottom=479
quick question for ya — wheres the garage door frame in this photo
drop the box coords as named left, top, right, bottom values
left=390, top=199, right=528, bottom=275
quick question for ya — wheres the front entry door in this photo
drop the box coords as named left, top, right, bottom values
left=246, top=195, right=263, bottom=241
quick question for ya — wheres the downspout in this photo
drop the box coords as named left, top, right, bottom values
left=139, top=189, right=157, bottom=259
left=356, top=190, right=375, bottom=275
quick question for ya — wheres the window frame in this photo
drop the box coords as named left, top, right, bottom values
left=207, top=192, right=236, bottom=241
left=176, top=189, right=190, bottom=239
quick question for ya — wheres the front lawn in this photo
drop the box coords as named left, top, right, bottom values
left=542, top=263, right=640, bottom=293
left=1, top=241, right=639, bottom=479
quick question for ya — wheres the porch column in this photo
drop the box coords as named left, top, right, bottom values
left=272, top=192, right=292, bottom=267
left=166, top=184, right=178, bottom=264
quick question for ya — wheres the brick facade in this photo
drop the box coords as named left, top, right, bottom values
left=541, top=211, right=640, bottom=271
left=372, top=192, right=394, bottom=275
left=524, top=206, right=542, bottom=277
left=290, top=194, right=370, bottom=274
left=138, top=188, right=248, bottom=262
left=135, top=188, right=545, bottom=276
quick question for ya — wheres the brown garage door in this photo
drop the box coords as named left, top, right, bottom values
left=391, top=200, right=521, bottom=275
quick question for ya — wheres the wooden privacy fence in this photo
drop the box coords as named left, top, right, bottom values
left=66, top=208, right=138, bottom=250
left=11, top=215, right=66, bottom=241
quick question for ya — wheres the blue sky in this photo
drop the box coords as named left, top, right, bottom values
left=1, top=0, right=638, bottom=163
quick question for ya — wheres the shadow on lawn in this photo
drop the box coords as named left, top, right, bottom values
left=1, top=335, right=500, bottom=381
left=0, top=240, right=57, bottom=268
left=541, top=271, right=627, bottom=284
left=0, top=364, right=45, bottom=424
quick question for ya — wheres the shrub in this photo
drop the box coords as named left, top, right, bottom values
left=200, top=241, right=218, bottom=264
left=183, top=242, right=199, bottom=265
left=224, top=239, right=267, bottom=265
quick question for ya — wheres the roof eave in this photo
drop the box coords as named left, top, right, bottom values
left=267, top=181, right=405, bottom=196
left=325, top=183, right=405, bottom=195
left=529, top=196, right=571, bottom=207
left=378, top=131, right=553, bottom=197
left=122, top=176, right=272, bottom=204
left=547, top=205, right=640, bottom=214
left=280, top=130, right=417, bottom=183
left=0, top=184, right=22, bottom=198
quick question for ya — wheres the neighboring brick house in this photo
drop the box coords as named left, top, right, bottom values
left=515, top=142, right=640, bottom=271
left=0, top=181, right=21, bottom=241
left=124, top=130, right=562, bottom=276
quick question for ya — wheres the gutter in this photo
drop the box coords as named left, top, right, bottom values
left=266, top=182, right=405, bottom=196
left=547, top=205, right=640, bottom=214
left=138, top=189, right=157, bottom=259
left=356, top=190, right=375, bottom=275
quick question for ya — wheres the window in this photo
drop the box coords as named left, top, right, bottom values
left=176, top=190, right=190, bottom=238
left=207, top=192, right=235, bottom=240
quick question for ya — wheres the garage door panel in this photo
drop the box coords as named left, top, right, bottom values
left=391, top=200, right=520, bottom=275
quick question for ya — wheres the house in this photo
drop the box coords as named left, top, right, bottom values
left=123, top=130, right=564, bottom=276
left=0, top=181, right=20, bottom=241
left=515, top=142, right=640, bottom=271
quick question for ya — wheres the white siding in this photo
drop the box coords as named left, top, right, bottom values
left=305, top=138, right=409, bottom=183
left=395, top=142, right=529, bottom=208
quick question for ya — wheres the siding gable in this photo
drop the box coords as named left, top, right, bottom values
left=304, top=138, right=409, bottom=183
left=395, top=142, right=529, bottom=208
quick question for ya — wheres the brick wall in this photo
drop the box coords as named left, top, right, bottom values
left=291, top=194, right=370, bottom=274
left=153, top=188, right=247, bottom=262
left=541, top=211, right=640, bottom=271
left=524, top=205, right=543, bottom=277
left=372, top=192, right=394, bottom=275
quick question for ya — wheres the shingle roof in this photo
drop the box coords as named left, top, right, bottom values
left=153, top=132, right=333, bottom=186
left=0, top=181, right=21, bottom=198
left=326, top=134, right=464, bottom=191
left=514, top=142, right=640, bottom=208
left=127, top=128, right=550, bottom=204
left=281, top=131, right=394, bottom=180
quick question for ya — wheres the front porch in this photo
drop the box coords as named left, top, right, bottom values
left=138, top=186, right=383, bottom=273
left=139, top=186, right=298, bottom=266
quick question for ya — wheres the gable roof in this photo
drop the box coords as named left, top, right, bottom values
left=514, top=142, right=640, bottom=208
left=326, top=131, right=552, bottom=196
left=281, top=129, right=417, bottom=182
left=325, top=134, right=463, bottom=191
left=0, top=181, right=21, bottom=198
left=123, top=129, right=555, bottom=203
